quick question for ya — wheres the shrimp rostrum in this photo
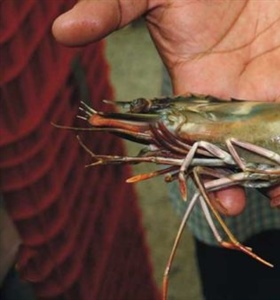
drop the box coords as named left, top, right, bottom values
left=55, top=94, right=280, bottom=299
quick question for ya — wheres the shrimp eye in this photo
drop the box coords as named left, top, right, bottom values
left=130, top=98, right=150, bottom=113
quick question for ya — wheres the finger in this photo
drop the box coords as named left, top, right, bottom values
left=268, top=185, right=280, bottom=208
left=52, top=0, right=150, bottom=46
left=212, top=187, right=246, bottom=216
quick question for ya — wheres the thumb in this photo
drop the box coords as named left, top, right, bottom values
left=268, top=185, right=280, bottom=208
left=52, top=0, right=150, bottom=46
left=213, top=187, right=246, bottom=216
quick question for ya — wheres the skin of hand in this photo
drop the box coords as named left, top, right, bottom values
left=52, top=0, right=280, bottom=215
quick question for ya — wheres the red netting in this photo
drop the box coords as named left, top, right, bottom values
left=0, top=1, right=160, bottom=299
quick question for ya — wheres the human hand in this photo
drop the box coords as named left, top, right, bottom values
left=52, top=0, right=280, bottom=215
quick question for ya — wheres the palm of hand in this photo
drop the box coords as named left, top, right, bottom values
left=53, top=0, right=280, bottom=98
left=146, top=0, right=280, bottom=97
